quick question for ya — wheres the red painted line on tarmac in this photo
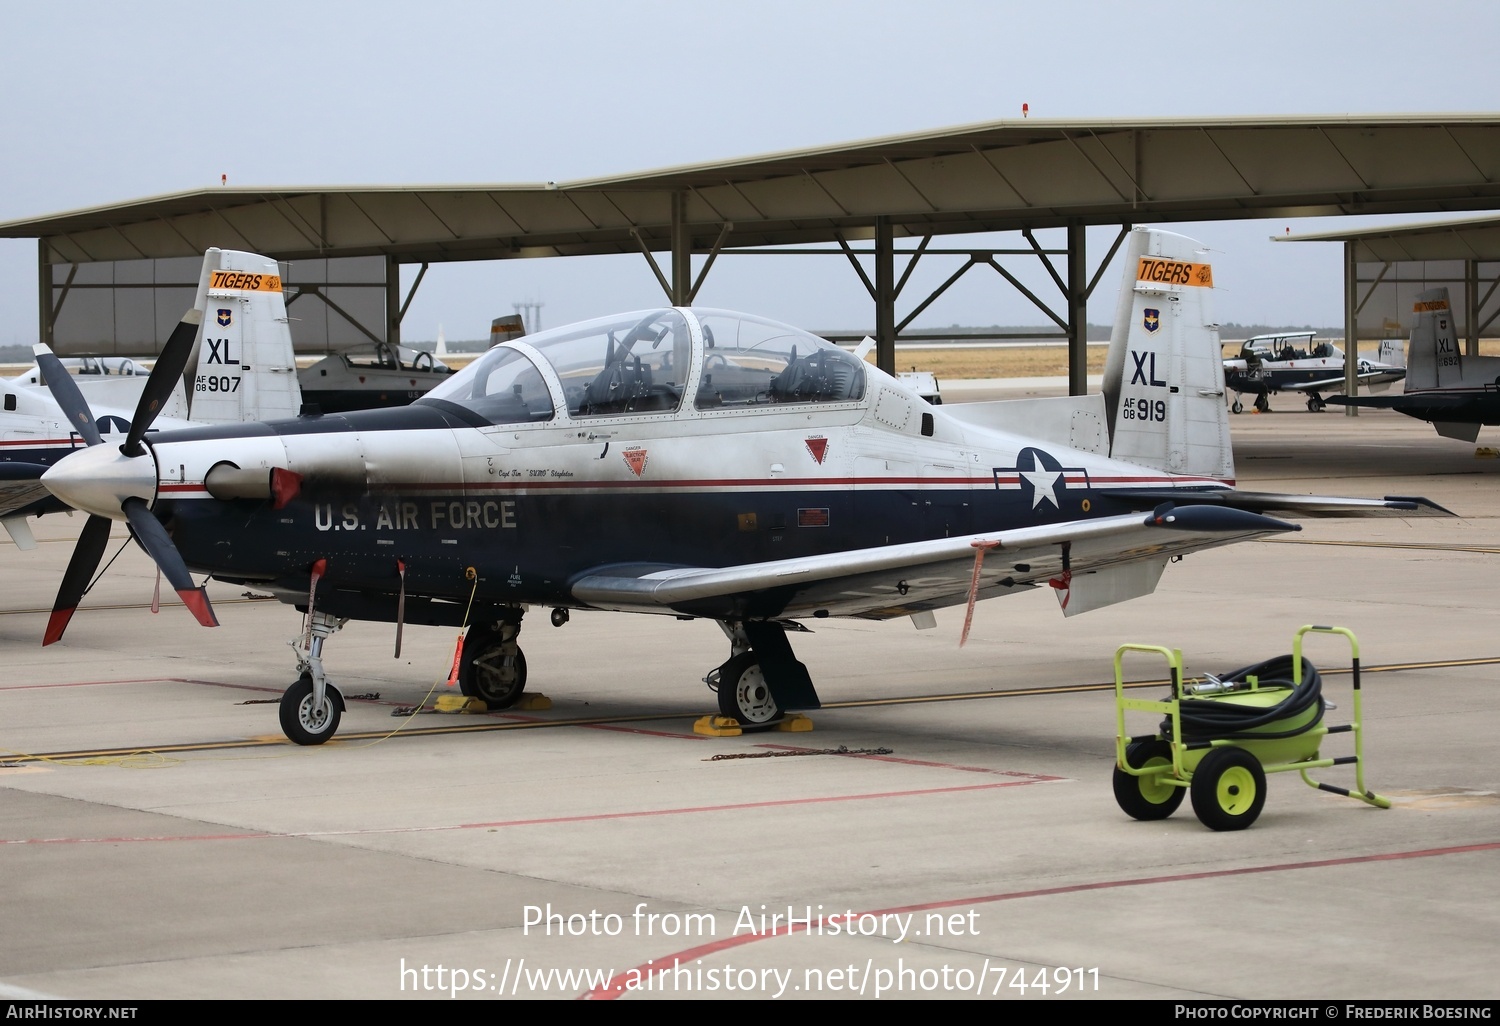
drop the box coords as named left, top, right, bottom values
left=754, top=743, right=1059, bottom=779
left=582, top=840, right=1500, bottom=1000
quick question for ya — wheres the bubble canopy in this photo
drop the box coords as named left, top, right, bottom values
left=418, top=308, right=866, bottom=425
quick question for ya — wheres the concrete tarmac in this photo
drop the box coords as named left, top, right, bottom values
left=1, top=404, right=1497, bottom=1001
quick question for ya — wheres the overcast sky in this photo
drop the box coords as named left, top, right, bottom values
left=3, top=0, right=1497, bottom=345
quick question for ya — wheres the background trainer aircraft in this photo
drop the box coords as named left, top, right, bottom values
left=1223, top=331, right=1405, bottom=413
left=31, top=228, right=1448, bottom=745
left=0, top=249, right=301, bottom=548
left=1328, top=287, right=1500, bottom=442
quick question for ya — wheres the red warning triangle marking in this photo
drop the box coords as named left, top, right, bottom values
left=623, top=448, right=648, bottom=476
left=805, top=437, right=828, bottom=464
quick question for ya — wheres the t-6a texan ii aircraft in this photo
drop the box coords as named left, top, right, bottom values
left=1222, top=331, right=1405, bottom=414
left=1329, top=287, right=1500, bottom=442
left=32, top=228, right=1449, bottom=745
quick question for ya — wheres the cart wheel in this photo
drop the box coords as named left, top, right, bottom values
left=1113, top=740, right=1185, bottom=821
left=1190, top=747, right=1267, bottom=831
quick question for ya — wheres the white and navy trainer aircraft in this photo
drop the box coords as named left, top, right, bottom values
left=1329, top=287, right=1500, bottom=442
left=1223, top=331, right=1405, bottom=413
left=32, top=229, right=1448, bottom=744
left=0, top=249, right=301, bottom=549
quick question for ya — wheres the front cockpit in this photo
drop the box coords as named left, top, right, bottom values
left=417, top=308, right=867, bottom=427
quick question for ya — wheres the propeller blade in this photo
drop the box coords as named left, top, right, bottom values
left=32, top=345, right=101, bottom=447
left=122, top=497, right=218, bottom=628
left=44, top=514, right=113, bottom=646
left=123, top=309, right=202, bottom=457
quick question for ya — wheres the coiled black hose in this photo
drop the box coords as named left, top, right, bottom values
left=1167, top=653, right=1325, bottom=741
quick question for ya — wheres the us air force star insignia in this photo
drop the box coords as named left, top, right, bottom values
left=1022, top=464, right=1061, bottom=509
left=993, top=447, right=1086, bottom=512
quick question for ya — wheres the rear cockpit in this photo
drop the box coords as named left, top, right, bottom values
left=417, top=308, right=867, bottom=427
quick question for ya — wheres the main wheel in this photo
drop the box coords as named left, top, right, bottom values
left=1307, top=396, right=1326, bottom=412
left=1113, top=740, right=1185, bottom=821
left=715, top=652, right=780, bottom=730
left=279, top=674, right=342, bottom=746
left=1190, top=746, right=1267, bottom=831
left=459, top=627, right=528, bottom=710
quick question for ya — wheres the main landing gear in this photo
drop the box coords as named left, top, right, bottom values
left=706, top=620, right=821, bottom=731
left=458, top=610, right=528, bottom=710
left=1306, top=394, right=1326, bottom=412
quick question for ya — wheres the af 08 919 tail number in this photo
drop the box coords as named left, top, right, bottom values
left=1122, top=398, right=1167, bottom=422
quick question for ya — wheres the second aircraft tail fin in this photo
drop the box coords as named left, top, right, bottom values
left=185, top=249, right=302, bottom=424
left=1404, top=287, right=1461, bottom=391
left=1101, top=228, right=1232, bottom=481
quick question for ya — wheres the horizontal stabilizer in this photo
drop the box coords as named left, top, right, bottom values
left=1109, top=487, right=1454, bottom=518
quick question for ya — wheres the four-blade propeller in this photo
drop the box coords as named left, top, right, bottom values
left=35, top=307, right=217, bottom=645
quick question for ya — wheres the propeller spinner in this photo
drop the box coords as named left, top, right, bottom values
left=34, top=309, right=217, bottom=645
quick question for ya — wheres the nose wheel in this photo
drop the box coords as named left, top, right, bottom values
left=280, top=673, right=343, bottom=746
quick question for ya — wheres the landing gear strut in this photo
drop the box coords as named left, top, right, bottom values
left=459, top=610, right=528, bottom=709
left=1306, top=395, right=1326, bottom=412
left=280, top=610, right=347, bottom=746
left=706, top=620, right=820, bottom=730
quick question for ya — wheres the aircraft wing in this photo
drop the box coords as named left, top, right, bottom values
left=1282, top=369, right=1406, bottom=393
left=570, top=505, right=1296, bottom=622
left=0, top=466, right=54, bottom=520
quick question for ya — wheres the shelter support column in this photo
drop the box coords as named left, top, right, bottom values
left=875, top=216, right=895, bottom=375
left=1067, top=224, right=1087, bottom=396
left=36, top=243, right=53, bottom=348
left=385, top=255, right=401, bottom=347
left=1343, top=241, right=1358, bottom=418
left=1467, top=259, right=1479, bottom=357
left=671, top=192, right=690, bottom=306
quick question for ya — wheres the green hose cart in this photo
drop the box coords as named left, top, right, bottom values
left=1112, top=625, right=1391, bottom=831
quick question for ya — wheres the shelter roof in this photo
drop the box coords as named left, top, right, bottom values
left=5, top=114, right=1500, bottom=264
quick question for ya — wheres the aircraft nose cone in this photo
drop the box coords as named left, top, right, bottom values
left=41, top=444, right=157, bottom=520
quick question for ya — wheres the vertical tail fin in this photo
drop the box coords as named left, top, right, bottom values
left=186, top=249, right=302, bottom=424
left=1404, top=287, right=1457, bottom=391
left=1101, top=228, right=1232, bottom=480
left=1376, top=335, right=1406, bottom=370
